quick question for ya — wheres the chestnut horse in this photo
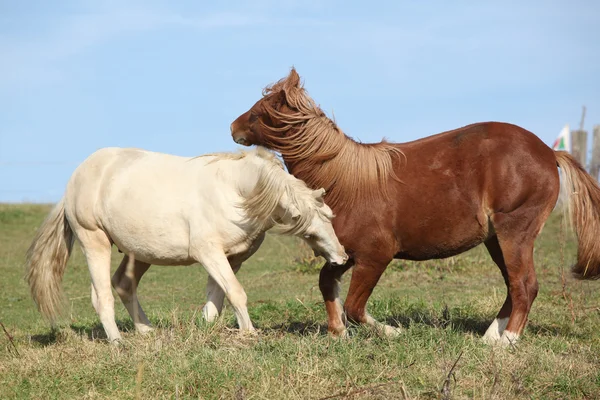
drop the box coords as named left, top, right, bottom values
left=230, top=68, right=600, bottom=345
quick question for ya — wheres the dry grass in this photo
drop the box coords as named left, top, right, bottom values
left=1, top=204, right=599, bottom=399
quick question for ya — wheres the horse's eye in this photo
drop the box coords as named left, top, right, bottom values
left=304, top=234, right=315, bottom=240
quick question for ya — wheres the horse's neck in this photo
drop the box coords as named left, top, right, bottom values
left=235, top=156, right=291, bottom=200
left=279, top=133, right=351, bottom=189
left=280, top=120, right=355, bottom=176
left=282, top=159, right=307, bottom=181
left=233, top=160, right=264, bottom=198
left=278, top=129, right=399, bottom=212
left=235, top=157, right=298, bottom=233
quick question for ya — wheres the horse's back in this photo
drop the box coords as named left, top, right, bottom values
left=389, top=122, right=559, bottom=260
left=63, top=148, right=240, bottom=265
left=402, top=122, right=552, bottom=156
left=65, top=148, right=142, bottom=229
left=399, top=122, right=558, bottom=201
left=419, top=122, right=559, bottom=211
left=66, top=147, right=210, bottom=200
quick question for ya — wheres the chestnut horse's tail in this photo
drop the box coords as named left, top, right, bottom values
left=556, top=151, right=600, bottom=280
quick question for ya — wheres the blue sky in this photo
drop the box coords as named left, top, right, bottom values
left=1, top=0, right=599, bottom=202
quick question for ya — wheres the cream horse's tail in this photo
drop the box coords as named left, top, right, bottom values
left=25, top=198, right=74, bottom=323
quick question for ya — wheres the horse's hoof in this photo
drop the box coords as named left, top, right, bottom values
left=328, top=327, right=349, bottom=339
left=381, top=325, right=402, bottom=338
left=237, top=327, right=259, bottom=337
left=136, top=325, right=155, bottom=335
left=481, top=331, right=519, bottom=348
left=500, top=331, right=519, bottom=347
left=482, top=336, right=504, bottom=347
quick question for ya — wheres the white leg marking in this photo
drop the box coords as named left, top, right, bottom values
left=134, top=322, right=154, bottom=334
left=202, top=302, right=220, bottom=323
left=482, top=317, right=509, bottom=344
left=365, top=313, right=402, bottom=337
left=500, top=330, right=519, bottom=346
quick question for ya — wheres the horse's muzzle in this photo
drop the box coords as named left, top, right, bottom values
left=231, top=123, right=251, bottom=146
left=330, top=253, right=349, bottom=267
left=233, top=136, right=249, bottom=146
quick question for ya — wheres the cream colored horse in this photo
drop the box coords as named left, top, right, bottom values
left=25, top=147, right=347, bottom=343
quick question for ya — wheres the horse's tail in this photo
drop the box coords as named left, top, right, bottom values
left=556, top=151, right=600, bottom=280
left=25, top=198, right=74, bottom=323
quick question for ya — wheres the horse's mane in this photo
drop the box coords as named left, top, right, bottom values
left=192, top=147, right=327, bottom=233
left=192, top=146, right=277, bottom=163
left=239, top=148, right=333, bottom=235
left=256, top=71, right=404, bottom=210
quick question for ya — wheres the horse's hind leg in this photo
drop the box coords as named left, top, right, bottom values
left=79, top=229, right=121, bottom=342
left=194, top=248, right=254, bottom=331
left=111, top=255, right=153, bottom=334
left=498, top=238, right=536, bottom=346
left=485, top=212, right=544, bottom=346
left=482, top=236, right=512, bottom=343
left=202, top=262, right=242, bottom=323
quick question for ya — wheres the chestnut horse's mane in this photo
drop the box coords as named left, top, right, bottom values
left=257, top=72, right=404, bottom=210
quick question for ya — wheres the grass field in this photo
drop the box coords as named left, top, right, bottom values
left=1, top=204, right=599, bottom=399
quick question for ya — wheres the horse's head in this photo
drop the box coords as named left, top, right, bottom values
left=230, top=68, right=303, bottom=148
left=278, top=187, right=348, bottom=267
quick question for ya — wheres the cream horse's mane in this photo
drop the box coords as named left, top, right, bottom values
left=197, top=146, right=281, bottom=165
left=196, top=147, right=332, bottom=234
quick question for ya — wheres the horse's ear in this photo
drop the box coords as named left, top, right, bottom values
left=285, top=67, right=301, bottom=90
left=312, top=188, right=326, bottom=203
left=289, top=206, right=301, bottom=221
left=280, top=191, right=301, bottom=221
left=285, top=202, right=302, bottom=222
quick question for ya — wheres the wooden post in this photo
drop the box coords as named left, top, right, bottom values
left=579, top=106, right=587, bottom=131
left=571, top=129, right=588, bottom=169
left=590, top=125, right=600, bottom=181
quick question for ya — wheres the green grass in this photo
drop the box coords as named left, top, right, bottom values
left=1, top=204, right=599, bottom=399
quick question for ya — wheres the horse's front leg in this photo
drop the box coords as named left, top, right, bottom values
left=319, top=261, right=353, bottom=336
left=202, top=261, right=242, bottom=323
left=344, top=254, right=401, bottom=337
left=194, top=246, right=254, bottom=331
left=202, top=235, right=265, bottom=325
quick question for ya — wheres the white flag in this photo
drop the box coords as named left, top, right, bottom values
left=552, top=124, right=571, bottom=152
